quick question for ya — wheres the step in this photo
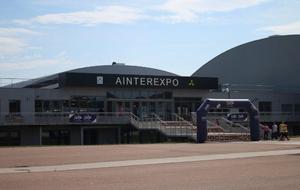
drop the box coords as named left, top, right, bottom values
left=208, top=126, right=225, bottom=133
left=207, top=133, right=250, bottom=142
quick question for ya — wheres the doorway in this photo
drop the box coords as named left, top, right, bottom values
left=83, top=128, right=119, bottom=145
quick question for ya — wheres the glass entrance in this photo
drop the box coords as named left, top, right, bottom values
left=106, top=90, right=173, bottom=119
left=107, top=100, right=172, bottom=119
left=174, top=97, right=202, bottom=120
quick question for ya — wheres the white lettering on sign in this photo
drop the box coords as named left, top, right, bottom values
left=114, top=76, right=180, bottom=87
left=115, top=77, right=122, bottom=85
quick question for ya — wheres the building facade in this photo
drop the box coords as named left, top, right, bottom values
left=1, top=35, right=299, bottom=146
left=0, top=64, right=218, bottom=145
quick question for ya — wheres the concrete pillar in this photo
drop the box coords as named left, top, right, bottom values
left=117, top=127, right=121, bottom=144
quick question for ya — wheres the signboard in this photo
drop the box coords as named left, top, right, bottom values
left=69, top=113, right=97, bottom=123
left=59, top=73, right=218, bottom=89
left=227, top=113, right=248, bottom=121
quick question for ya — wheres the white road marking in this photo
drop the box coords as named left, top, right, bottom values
left=0, top=149, right=300, bottom=174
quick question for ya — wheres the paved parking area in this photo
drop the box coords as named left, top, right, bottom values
left=0, top=141, right=300, bottom=190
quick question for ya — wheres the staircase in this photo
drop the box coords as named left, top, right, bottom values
left=129, top=113, right=196, bottom=141
left=206, top=117, right=250, bottom=142
left=129, top=113, right=251, bottom=142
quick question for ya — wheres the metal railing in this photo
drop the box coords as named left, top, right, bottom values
left=0, top=112, right=132, bottom=126
left=191, top=111, right=300, bottom=123
left=128, top=113, right=197, bottom=139
left=148, top=113, right=196, bottom=138
left=2, top=111, right=299, bottom=142
left=259, top=112, right=300, bottom=122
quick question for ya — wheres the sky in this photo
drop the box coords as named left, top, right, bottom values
left=0, top=0, right=300, bottom=81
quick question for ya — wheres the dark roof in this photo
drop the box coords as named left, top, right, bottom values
left=68, top=64, right=178, bottom=76
left=9, top=64, right=178, bottom=89
left=192, top=35, right=300, bottom=90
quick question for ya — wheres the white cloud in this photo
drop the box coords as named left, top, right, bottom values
left=156, top=0, right=268, bottom=23
left=13, top=1, right=269, bottom=25
left=0, top=28, right=41, bottom=56
left=15, top=6, right=145, bottom=26
left=0, top=37, right=27, bottom=56
left=261, top=21, right=300, bottom=35
left=0, top=55, right=72, bottom=71
left=0, top=28, right=40, bottom=36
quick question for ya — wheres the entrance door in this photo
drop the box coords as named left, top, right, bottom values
left=132, top=101, right=140, bottom=116
left=83, top=129, right=98, bottom=145
left=83, top=128, right=119, bottom=145
left=141, top=102, right=149, bottom=119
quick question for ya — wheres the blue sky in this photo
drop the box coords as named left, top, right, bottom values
left=0, top=0, right=300, bottom=80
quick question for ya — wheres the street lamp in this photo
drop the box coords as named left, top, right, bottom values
left=225, top=87, right=230, bottom=99
left=222, top=84, right=231, bottom=99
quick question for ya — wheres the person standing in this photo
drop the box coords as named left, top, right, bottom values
left=279, top=121, right=289, bottom=141
left=271, top=122, right=278, bottom=140
left=263, top=123, right=271, bottom=140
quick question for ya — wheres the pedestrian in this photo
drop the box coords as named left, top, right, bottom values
left=263, top=123, right=271, bottom=140
left=271, top=122, right=278, bottom=140
left=279, top=121, right=289, bottom=141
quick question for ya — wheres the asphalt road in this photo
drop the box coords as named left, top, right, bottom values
left=0, top=141, right=299, bottom=190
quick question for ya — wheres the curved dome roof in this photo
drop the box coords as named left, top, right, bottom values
left=193, top=35, right=300, bottom=89
left=68, top=64, right=178, bottom=76
left=12, top=64, right=177, bottom=88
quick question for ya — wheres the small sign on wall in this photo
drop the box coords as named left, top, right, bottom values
left=97, top=76, right=103, bottom=85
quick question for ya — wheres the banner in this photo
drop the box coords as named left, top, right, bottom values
left=69, top=113, right=97, bottom=123
left=227, top=113, right=248, bottom=121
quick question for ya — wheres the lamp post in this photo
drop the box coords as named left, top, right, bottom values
left=222, top=84, right=231, bottom=99
left=225, top=87, right=230, bottom=99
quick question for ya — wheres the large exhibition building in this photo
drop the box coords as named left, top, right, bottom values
left=0, top=35, right=299, bottom=146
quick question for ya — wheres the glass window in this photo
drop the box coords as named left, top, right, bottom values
left=140, top=91, right=147, bottom=99
left=52, top=101, right=61, bottom=112
left=132, top=102, right=140, bottom=116
left=107, top=92, right=117, bottom=99
left=295, top=104, right=300, bottom=113
left=165, top=92, right=172, bottom=99
left=258, top=101, right=272, bottom=112
left=63, top=100, right=70, bottom=112
left=150, top=92, right=164, bottom=99
left=42, top=130, right=70, bottom=145
left=69, top=96, right=104, bottom=112
left=42, top=100, right=63, bottom=112
left=10, top=132, right=19, bottom=138
left=0, top=132, right=8, bottom=138
left=281, top=104, right=293, bottom=112
left=9, top=100, right=21, bottom=113
left=35, top=100, right=43, bottom=112
left=0, top=131, right=20, bottom=146
left=124, top=102, right=130, bottom=112
left=43, top=101, right=50, bottom=112
left=35, top=100, right=65, bottom=112
left=150, top=102, right=156, bottom=113
left=107, top=91, right=172, bottom=100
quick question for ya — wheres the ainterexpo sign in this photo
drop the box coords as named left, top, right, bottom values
left=59, top=72, right=218, bottom=89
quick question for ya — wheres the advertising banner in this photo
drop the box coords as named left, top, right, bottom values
left=69, top=113, right=97, bottom=123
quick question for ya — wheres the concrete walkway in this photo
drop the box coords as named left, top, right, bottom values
left=1, top=148, right=300, bottom=174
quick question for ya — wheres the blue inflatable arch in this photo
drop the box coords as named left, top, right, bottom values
left=196, top=98, right=260, bottom=143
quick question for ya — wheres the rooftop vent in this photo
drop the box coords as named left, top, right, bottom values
left=112, top=62, right=125, bottom=66
left=268, top=35, right=281, bottom=38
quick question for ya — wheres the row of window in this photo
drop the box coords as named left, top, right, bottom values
left=1, top=99, right=300, bottom=113
left=107, top=91, right=172, bottom=99
left=35, top=98, right=105, bottom=112
left=259, top=101, right=300, bottom=112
